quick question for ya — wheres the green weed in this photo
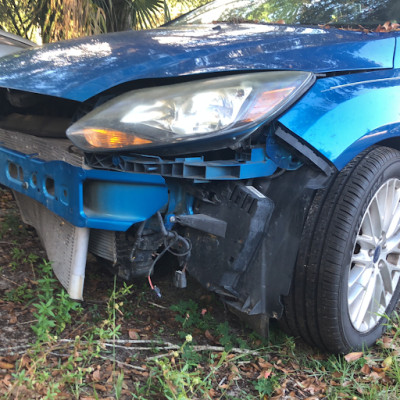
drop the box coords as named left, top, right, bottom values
left=31, top=260, right=83, bottom=342
left=4, top=282, right=34, bottom=303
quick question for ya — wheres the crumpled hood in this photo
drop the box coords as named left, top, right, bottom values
left=0, top=24, right=395, bottom=102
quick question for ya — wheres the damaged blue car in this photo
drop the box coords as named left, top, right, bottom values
left=0, top=0, right=400, bottom=353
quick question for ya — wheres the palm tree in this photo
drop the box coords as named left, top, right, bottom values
left=96, top=0, right=170, bottom=32
left=0, top=0, right=171, bottom=43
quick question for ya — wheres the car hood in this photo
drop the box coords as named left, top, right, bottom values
left=0, top=24, right=395, bottom=102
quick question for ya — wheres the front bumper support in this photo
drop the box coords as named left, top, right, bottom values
left=0, top=145, right=168, bottom=231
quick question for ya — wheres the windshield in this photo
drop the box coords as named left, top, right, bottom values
left=170, top=0, right=400, bottom=29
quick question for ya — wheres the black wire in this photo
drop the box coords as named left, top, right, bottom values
left=148, top=233, right=180, bottom=276
left=166, top=236, right=192, bottom=257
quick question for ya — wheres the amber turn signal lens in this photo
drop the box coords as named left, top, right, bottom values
left=82, top=128, right=152, bottom=149
left=241, top=87, right=296, bottom=123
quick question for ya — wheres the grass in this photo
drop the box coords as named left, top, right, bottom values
left=1, top=211, right=400, bottom=398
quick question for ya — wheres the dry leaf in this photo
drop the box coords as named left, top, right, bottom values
left=360, top=364, right=370, bottom=375
left=381, top=337, right=393, bottom=349
left=257, top=368, right=272, bottom=380
left=0, top=361, right=14, bottom=370
left=258, top=359, right=273, bottom=369
left=92, top=369, right=101, bottom=382
left=205, top=330, right=216, bottom=343
left=128, top=329, right=140, bottom=340
left=369, top=372, right=382, bottom=380
left=344, top=351, right=363, bottom=362
left=93, top=383, right=107, bottom=391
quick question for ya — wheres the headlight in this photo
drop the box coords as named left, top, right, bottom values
left=67, top=71, right=314, bottom=152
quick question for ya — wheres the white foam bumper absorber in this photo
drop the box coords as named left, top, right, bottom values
left=13, top=191, right=89, bottom=300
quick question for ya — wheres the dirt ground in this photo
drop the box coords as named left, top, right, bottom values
left=1, top=188, right=399, bottom=399
left=0, top=188, right=276, bottom=399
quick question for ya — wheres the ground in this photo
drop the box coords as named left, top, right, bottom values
left=0, top=187, right=400, bottom=399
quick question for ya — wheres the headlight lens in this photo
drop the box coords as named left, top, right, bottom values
left=67, top=71, right=314, bottom=151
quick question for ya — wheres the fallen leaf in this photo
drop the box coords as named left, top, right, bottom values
left=0, top=361, right=14, bottom=370
left=257, top=368, right=272, bottom=380
left=2, top=374, right=12, bottom=387
left=381, top=337, right=393, bottom=349
left=360, top=364, right=370, bottom=375
left=205, top=330, right=216, bottom=343
left=332, top=371, right=342, bottom=379
left=383, top=356, right=393, bottom=370
left=258, top=360, right=273, bottom=369
left=369, top=372, right=382, bottom=380
left=344, top=352, right=363, bottom=362
left=92, top=369, right=101, bottom=382
left=128, top=329, right=140, bottom=340
left=231, top=365, right=239, bottom=375
left=93, top=383, right=107, bottom=391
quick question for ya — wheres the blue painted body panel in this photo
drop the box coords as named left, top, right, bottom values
left=108, top=149, right=278, bottom=180
left=279, top=69, right=400, bottom=169
left=395, top=37, right=400, bottom=68
left=0, top=146, right=168, bottom=230
left=0, top=26, right=396, bottom=101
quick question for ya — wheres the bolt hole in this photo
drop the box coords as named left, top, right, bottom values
left=8, top=163, right=18, bottom=180
left=45, top=177, right=55, bottom=197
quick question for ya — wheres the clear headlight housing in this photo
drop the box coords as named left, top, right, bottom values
left=67, top=71, right=314, bottom=152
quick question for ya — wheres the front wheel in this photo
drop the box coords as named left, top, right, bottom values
left=282, top=146, right=400, bottom=353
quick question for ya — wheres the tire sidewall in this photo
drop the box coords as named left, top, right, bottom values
left=338, top=155, right=400, bottom=350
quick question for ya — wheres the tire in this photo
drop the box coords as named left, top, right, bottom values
left=282, top=146, right=400, bottom=353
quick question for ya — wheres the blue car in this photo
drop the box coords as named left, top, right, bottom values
left=0, top=0, right=399, bottom=353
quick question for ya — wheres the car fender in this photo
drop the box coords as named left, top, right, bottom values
left=278, top=69, right=400, bottom=170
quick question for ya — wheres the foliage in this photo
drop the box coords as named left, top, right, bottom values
left=0, top=0, right=212, bottom=43
left=1, top=192, right=400, bottom=398
left=0, top=0, right=105, bottom=42
left=31, top=261, right=83, bottom=342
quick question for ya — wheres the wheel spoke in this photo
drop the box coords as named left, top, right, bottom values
left=385, top=223, right=400, bottom=255
left=361, top=210, right=380, bottom=244
left=373, top=272, right=386, bottom=310
left=379, top=181, right=392, bottom=234
left=353, top=271, right=377, bottom=330
left=348, top=178, right=400, bottom=333
left=378, top=260, right=395, bottom=295
left=348, top=265, right=368, bottom=289
left=386, top=185, right=400, bottom=237
left=351, top=250, right=372, bottom=266
left=356, top=234, right=376, bottom=250
left=369, top=197, right=384, bottom=238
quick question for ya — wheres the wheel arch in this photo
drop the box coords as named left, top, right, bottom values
left=278, top=69, right=400, bottom=171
